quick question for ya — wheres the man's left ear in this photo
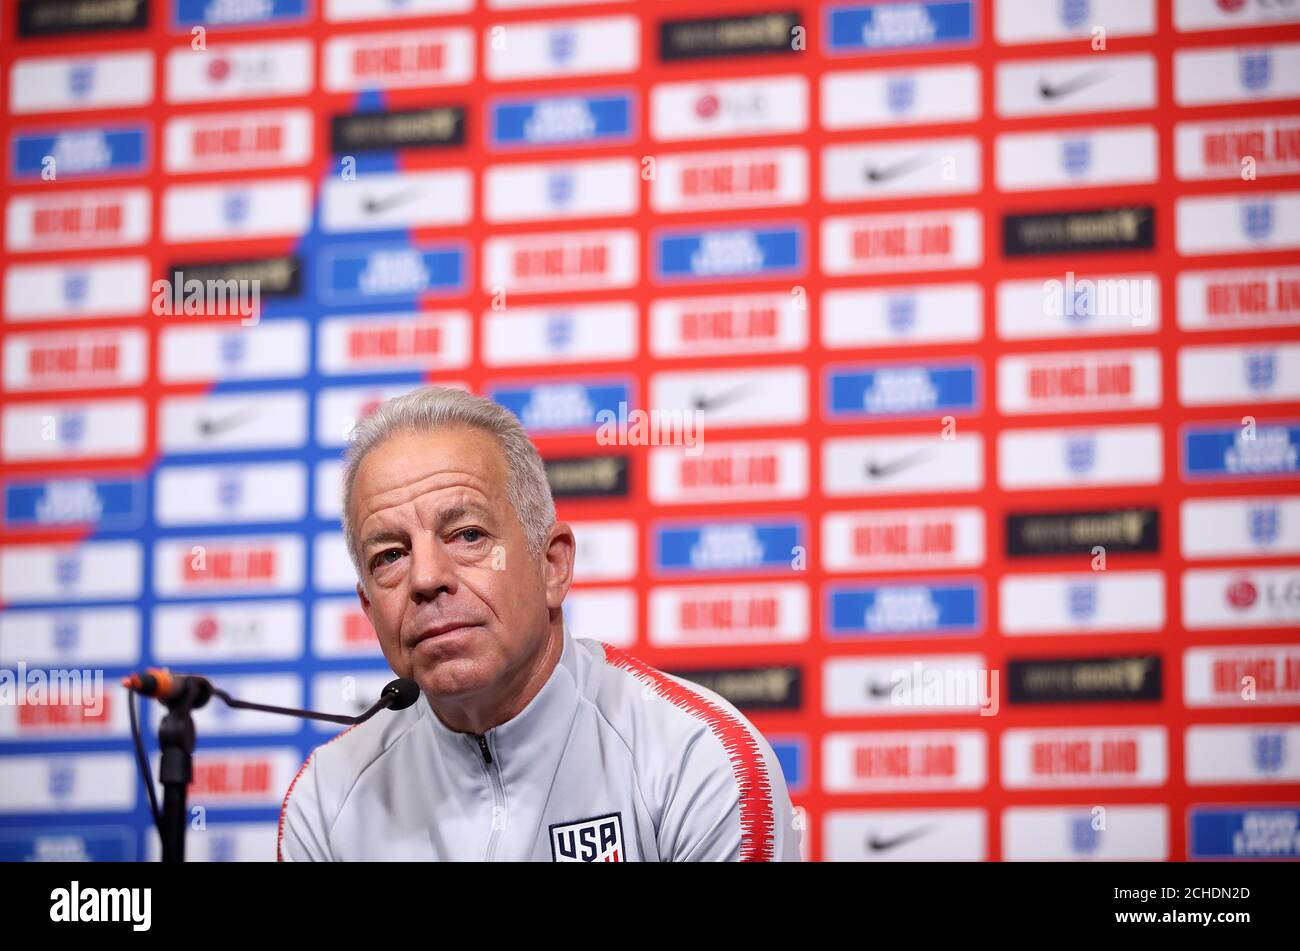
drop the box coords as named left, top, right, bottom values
left=542, top=523, right=575, bottom=610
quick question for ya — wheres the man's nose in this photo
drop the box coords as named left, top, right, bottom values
left=408, top=530, right=458, bottom=603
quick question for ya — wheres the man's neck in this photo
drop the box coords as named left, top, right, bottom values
left=426, top=623, right=564, bottom=736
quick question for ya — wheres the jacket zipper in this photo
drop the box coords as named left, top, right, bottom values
left=473, top=732, right=506, bottom=862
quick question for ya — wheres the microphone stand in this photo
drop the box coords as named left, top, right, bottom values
left=129, top=672, right=418, bottom=863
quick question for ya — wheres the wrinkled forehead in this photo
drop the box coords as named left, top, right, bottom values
left=349, top=425, right=512, bottom=521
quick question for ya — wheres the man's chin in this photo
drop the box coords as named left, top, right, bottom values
left=413, top=657, right=495, bottom=700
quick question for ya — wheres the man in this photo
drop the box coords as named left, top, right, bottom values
left=278, top=385, right=802, bottom=861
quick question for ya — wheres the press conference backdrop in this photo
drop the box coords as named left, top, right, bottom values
left=1, top=0, right=1299, bottom=863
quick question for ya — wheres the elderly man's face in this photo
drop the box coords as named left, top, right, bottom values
left=349, top=426, right=568, bottom=703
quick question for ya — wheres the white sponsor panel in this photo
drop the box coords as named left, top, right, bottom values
left=1003, top=806, right=1169, bottom=861
left=164, top=109, right=314, bottom=173
left=1186, top=724, right=1300, bottom=784
left=323, top=170, right=472, bottom=232
left=821, top=65, right=981, bottom=130
left=0, top=541, right=142, bottom=604
left=823, top=654, right=990, bottom=717
left=323, top=29, right=474, bottom=91
left=1179, top=343, right=1300, bottom=406
left=319, top=311, right=472, bottom=374
left=325, top=0, right=473, bottom=20
left=5, top=258, right=149, bottom=322
left=1176, top=0, right=1300, bottom=31
left=483, top=229, right=638, bottom=293
left=997, top=349, right=1162, bottom=414
left=996, top=54, right=1156, bottom=117
left=3, top=399, right=145, bottom=462
left=6, top=189, right=151, bottom=252
left=649, top=439, right=809, bottom=504
left=570, top=520, right=637, bottom=582
left=316, top=384, right=417, bottom=448
left=649, top=582, right=808, bottom=647
left=823, top=508, right=985, bottom=572
left=651, top=148, right=808, bottom=213
left=0, top=607, right=140, bottom=667
left=163, top=179, right=312, bottom=242
left=312, top=597, right=382, bottom=659
left=314, top=532, right=359, bottom=593
left=483, top=303, right=635, bottom=366
left=995, top=126, right=1157, bottom=191
left=145, top=822, right=278, bottom=862
left=315, top=459, right=344, bottom=521
left=650, top=293, right=806, bottom=357
left=10, top=52, right=154, bottom=114
left=152, top=600, right=304, bottom=662
left=823, top=809, right=987, bottom=861
left=998, top=425, right=1163, bottom=489
left=997, top=273, right=1160, bottom=339
left=485, top=16, right=639, bottom=80
left=1181, top=497, right=1300, bottom=559
left=1182, top=569, right=1300, bottom=631
left=823, top=283, right=983, bottom=347
left=1174, top=43, right=1300, bottom=105
left=824, top=434, right=984, bottom=496
left=154, top=748, right=302, bottom=807
left=1002, top=727, right=1168, bottom=789
left=4, top=328, right=148, bottom=392
left=153, top=535, right=305, bottom=598
left=159, top=321, right=310, bottom=383
left=0, top=674, right=130, bottom=739
left=822, top=210, right=983, bottom=275
left=1178, top=267, right=1300, bottom=330
left=823, top=138, right=981, bottom=201
left=1175, top=116, right=1300, bottom=181
left=159, top=391, right=308, bottom=454
left=484, top=158, right=638, bottom=223
left=166, top=41, right=314, bottom=103
left=0, top=754, right=136, bottom=812
left=562, top=587, right=636, bottom=648
left=823, top=731, right=986, bottom=793
left=996, top=0, right=1154, bottom=43
left=650, top=366, right=807, bottom=429
left=1000, top=571, right=1165, bottom=635
left=154, top=462, right=307, bottom=526
left=651, top=75, right=808, bottom=141
left=1183, top=644, right=1300, bottom=706
left=1177, top=192, right=1300, bottom=255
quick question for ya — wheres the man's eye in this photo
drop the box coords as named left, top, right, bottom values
left=456, top=528, right=484, bottom=544
left=373, top=549, right=404, bottom=569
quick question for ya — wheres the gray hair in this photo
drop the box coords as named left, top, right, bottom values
left=341, top=385, right=556, bottom=577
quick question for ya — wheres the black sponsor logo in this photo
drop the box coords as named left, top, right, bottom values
left=332, top=107, right=466, bottom=154
left=544, top=454, right=629, bottom=499
left=866, top=824, right=935, bottom=853
left=666, top=665, right=802, bottom=711
left=1008, top=654, right=1162, bottom=705
left=660, top=11, right=802, bottom=61
left=164, top=257, right=301, bottom=299
left=1003, top=205, right=1155, bottom=257
left=19, top=0, right=147, bottom=36
left=1006, top=507, right=1159, bottom=557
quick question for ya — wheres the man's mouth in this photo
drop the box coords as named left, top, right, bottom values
left=409, top=623, right=481, bottom=648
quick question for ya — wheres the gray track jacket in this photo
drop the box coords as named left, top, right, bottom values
left=278, top=629, right=802, bottom=861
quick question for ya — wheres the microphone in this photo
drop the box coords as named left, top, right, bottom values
left=122, top=667, right=421, bottom=725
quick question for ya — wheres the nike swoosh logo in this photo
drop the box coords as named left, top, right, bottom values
left=197, top=406, right=260, bottom=438
left=692, top=382, right=757, bottom=413
left=1037, top=70, right=1108, bottom=100
left=867, top=680, right=897, bottom=699
left=867, top=824, right=935, bottom=853
left=362, top=186, right=423, bottom=215
left=864, top=449, right=930, bottom=479
left=863, top=153, right=934, bottom=185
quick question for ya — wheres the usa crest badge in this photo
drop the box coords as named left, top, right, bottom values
left=550, top=813, right=625, bottom=862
